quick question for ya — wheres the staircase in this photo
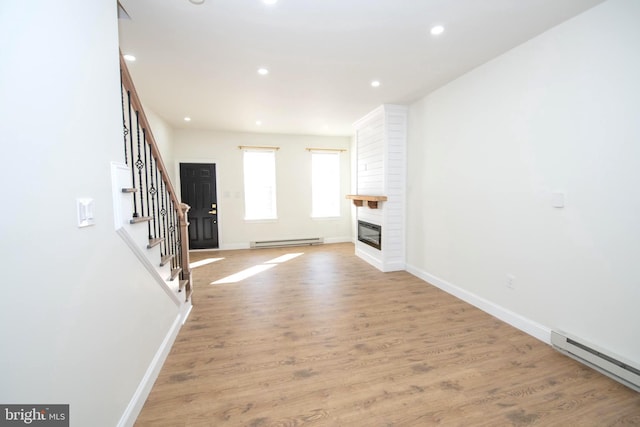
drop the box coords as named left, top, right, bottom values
left=111, top=54, right=192, bottom=315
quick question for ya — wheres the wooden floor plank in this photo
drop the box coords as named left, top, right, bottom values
left=135, top=243, right=640, bottom=426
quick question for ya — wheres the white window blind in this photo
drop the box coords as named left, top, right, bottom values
left=243, top=149, right=277, bottom=220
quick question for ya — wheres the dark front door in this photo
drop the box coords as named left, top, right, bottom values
left=180, top=163, right=219, bottom=249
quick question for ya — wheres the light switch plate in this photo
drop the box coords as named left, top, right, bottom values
left=77, top=198, right=95, bottom=227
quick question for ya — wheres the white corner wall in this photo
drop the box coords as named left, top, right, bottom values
left=0, top=1, right=181, bottom=426
left=406, top=0, right=640, bottom=364
left=173, top=129, right=352, bottom=249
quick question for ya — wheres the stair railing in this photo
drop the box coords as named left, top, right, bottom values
left=119, top=54, right=192, bottom=301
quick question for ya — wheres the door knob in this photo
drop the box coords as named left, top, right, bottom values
left=208, top=210, right=217, bottom=214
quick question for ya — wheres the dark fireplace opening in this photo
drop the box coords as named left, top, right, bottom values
left=358, top=220, right=381, bottom=250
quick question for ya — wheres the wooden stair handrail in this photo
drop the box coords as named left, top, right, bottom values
left=119, top=54, right=184, bottom=220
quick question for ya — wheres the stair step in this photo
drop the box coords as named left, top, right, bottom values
left=147, top=238, right=163, bottom=249
left=130, top=216, right=152, bottom=224
left=169, top=267, right=182, bottom=281
left=121, top=187, right=137, bottom=193
left=160, top=254, right=174, bottom=267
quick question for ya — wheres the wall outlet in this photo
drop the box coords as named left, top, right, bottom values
left=506, top=274, right=516, bottom=290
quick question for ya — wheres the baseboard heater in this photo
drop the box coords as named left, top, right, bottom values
left=250, top=237, right=323, bottom=249
left=551, top=331, right=640, bottom=392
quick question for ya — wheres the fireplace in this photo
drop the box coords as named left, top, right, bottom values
left=358, top=220, right=381, bottom=250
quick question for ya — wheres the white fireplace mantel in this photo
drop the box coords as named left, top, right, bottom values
left=346, top=194, right=387, bottom=209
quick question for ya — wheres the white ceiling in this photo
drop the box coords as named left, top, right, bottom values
left=118, top=0, right=604, bottom=137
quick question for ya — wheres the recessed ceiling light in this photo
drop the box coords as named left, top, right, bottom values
left=430, top=25, right=445, bottom=36
left=189, top=0, right=205, bottom=5
left=123, top=54, right=136, bottom=62
left=371, top=80, right=381, bottom=88
left=257, top=67, right=269, bottom=76
left=262, top=0, right=278, bottom=4
left=184, top=117, right=192, bottom=122
left=256, top=120, right=262, bottom=126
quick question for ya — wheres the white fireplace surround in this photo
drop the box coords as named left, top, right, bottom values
left=352, top=104, right=407, bottom=272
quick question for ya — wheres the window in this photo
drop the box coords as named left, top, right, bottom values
left=243, top=149, right=277, bottom=220
left=311, top=151, right=340, bottom=218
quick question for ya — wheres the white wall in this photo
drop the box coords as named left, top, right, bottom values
left=406, top=0, right=640, bottom=364
left=145, top=106, right=176, bottom=184
left=0, top=1, right=180, bottom=425
left=174, top=129, right=352, bottom=248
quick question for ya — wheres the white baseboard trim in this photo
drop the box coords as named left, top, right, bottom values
left=181, top=300, right=193, bottom=324
left=405, top=263, right=551, bottom=344
left=355, top=248, right=405, bottom=272
left=117, top=313, right=183, bottom=427
left=355, top=248, right=383, bottom=271
left=383, top=260, right=406, bottom=272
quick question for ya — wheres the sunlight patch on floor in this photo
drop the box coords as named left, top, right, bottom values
left=211, top=264, right=276, bottom=284
left=190, top=258, right=224, bottom=269
left=211, top=252, right=304, bottom=284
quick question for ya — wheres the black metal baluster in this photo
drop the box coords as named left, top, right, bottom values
left=149, top=154, right=158, bottom=241
left=143, top=129, right=152, bottom=238
left=127, top=90, right=138, bottom=217
left=175, top=205, right=182, bottom=272
left=167, top=200, right=174, bottom=270
left=170, top=201, right=178, bottom=270
left=120, top=74, right=129, bottom=164
left=167, top=192, right=173, bottom=267
left=176, top=221, right=183, bottom=278
left=159, top=174, right=167, bottom=258
left=166, top=189, right=172, bottom=265
left=167, top=199, right=173, bottom=267
left=154, top=159, right=161, bottom=243
left=135, top=111, right=145, bottom=218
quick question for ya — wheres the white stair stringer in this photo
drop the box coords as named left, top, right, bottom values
left=111, top=162, right=184, bottom=305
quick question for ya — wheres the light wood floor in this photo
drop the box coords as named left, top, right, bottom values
left=135, top=243, right=639, bottom=426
